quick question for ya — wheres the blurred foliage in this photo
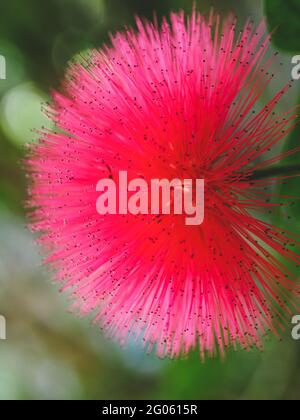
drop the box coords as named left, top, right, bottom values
left=265, top=0, right=300, bottom=53
left=0, top=0, right=300, bottom=400
left=278, top=96, right=300, bottom=222
left=0, top=129, right=25, bottom=214
left=264, top=0, right=300, bottom=223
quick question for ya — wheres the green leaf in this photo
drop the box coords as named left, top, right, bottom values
left=277, top=90, right=300, bottom=224
left=264, top=0, right=300, bottom=53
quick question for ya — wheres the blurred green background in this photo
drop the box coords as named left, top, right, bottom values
left=0, top=0, right=300, bottom=400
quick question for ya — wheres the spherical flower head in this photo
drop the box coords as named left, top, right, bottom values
left=27, top=10, right=300, bottom=359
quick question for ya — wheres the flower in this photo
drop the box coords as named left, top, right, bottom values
left=27, top=10, right=300, bottom=359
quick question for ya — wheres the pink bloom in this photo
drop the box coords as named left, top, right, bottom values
left=27, top=10, right=300, bottom=358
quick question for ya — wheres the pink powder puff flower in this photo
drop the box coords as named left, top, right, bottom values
left=27, top=10, right=300, bottom=359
